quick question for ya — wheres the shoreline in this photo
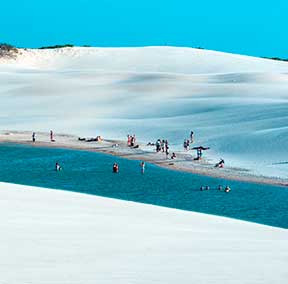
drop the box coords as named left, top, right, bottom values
left=0, top=130, right=287, bottom=187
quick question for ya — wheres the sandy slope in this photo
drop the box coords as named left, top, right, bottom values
left=1, top=46, right=288, bottom=178
left=0, top=182, right=287, bottom=284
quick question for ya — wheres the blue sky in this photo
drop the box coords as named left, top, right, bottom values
left=2, top=0, right=287, bottom=57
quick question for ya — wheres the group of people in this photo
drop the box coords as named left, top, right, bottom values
left=200, top=185, right=231, bottom=193
left=127, top=134, right=136, bottom=147
left=55, top=161, right=146, bottom=175
left=155, top=139, right=170, bottom=158
left=113, top=161, right=145, bottom=174
left=183, top=131, right=194, bottom=151
left=32, top=130, right=55, bottom=143
left=183, top=139, right=191, bottom=151
left=51, top=128, right=222, bottom=175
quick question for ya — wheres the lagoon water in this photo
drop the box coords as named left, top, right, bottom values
left=0, top=143, right=287, bottom=228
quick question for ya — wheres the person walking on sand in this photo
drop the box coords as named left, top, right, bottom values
left=140, top=161, right=145, bottom=174
left=32, top=132, right=36, bottom=143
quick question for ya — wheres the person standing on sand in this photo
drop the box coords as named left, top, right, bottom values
left=165, top=145, right=170, bottom=159
left=127, top=135, right=130, bottom=146
left=183, top=140, right=187, bottom=151
left=161, top=140, right=165, bottom=152
left=156, top=139, right=161, bottom=152
left=50, top=130, right=55, bottom=142
left=186, top=139, right=190, bottom=151
left=32, top=132, right=36, bottom=143
left=190, top=131, right=194, bottom=143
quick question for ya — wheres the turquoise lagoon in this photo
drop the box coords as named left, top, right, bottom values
left=0, top=143, right=287, bottom=228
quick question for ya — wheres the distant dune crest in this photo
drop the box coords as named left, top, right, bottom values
left=1, top=46, right=288, bottom=74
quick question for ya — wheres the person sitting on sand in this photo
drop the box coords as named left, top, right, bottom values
left=225, top=186, right=231, bottom=193
left=171, top=152, right=177, bottom=159
left=96, top=136, right=103, bottom=142
left=215, top=159, right=225, bottom=168
left=113, top=163, right=119, bottom=173
left=55, top=162, right=61, bottom=171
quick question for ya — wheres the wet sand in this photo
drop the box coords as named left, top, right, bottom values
left=0, top=130, right=287, bottom=187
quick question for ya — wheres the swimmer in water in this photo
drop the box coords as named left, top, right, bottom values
left=140, top=161, right=145, bottom=174
left=225, top=186, right=231, bottom=193
left=113, top=163, right=119, bottom=173
left=55, top=162, right=61, bottom=171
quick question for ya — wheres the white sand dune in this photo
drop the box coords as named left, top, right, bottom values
left=1, top=46, right=288, bottom=178
left=1, top=182, right=287, bottom=284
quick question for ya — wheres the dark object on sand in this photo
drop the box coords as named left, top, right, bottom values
left=78, top=137, right=86, bottom=141
left=133, top=145, right=139, bottom=149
